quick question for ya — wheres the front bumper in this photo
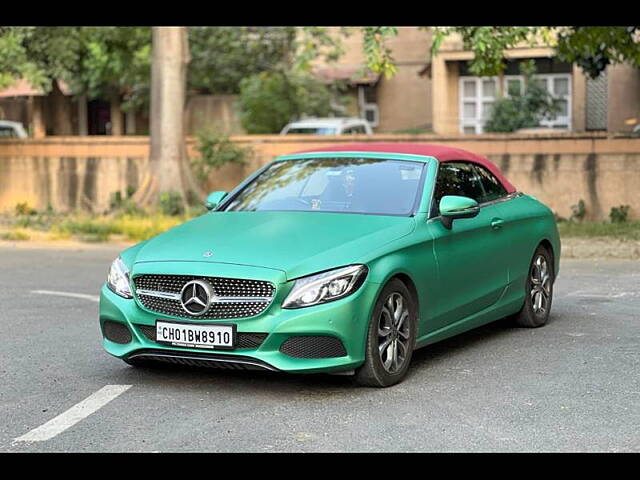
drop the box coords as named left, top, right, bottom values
left=99, top=278, right=381, bottom=374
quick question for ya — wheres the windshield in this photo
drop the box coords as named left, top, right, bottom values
left=285, top=127, right=338, bottom=135
left=222, top=157, right=426, bottom=216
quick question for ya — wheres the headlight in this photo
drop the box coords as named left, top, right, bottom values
left=282, top=265, right=368, bottom=309
left=107, top=256, right=133, bottom=299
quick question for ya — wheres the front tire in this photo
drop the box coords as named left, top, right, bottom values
left=355, top=279, right=417, bottom=387
left=511, top=245, right=554, bottom=328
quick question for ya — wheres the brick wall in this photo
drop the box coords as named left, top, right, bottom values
left=1, top=133, right=639, bottom=220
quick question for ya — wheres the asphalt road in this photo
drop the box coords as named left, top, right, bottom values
left=0, top=245, right=638, bottom=452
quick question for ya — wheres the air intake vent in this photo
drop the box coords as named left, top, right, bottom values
left=102, top=320, right=132, bottom=344
left=280, top=336, right=347, bottom=359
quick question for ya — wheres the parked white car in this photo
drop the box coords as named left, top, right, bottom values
left=280, top=117, right=373, bottom=135
left=0, top=120, right=28, bottom=138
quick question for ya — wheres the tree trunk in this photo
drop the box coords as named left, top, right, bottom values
left=133, top=26, right=202, bottom=208
left=51, top=80, right=73, bottom=135
left=109, top=92, right=124, bottom=136
left=77, top=94, right=88, bottom=136
left=125, top=109, right=137, bottom=135
left=28, top=96, right=46, bottom=138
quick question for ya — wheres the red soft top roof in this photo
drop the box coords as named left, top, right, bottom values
left=295, top=142, right=516, bottom=193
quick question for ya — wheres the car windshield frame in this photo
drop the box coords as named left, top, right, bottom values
left=217, top=154, right=431, bottom=218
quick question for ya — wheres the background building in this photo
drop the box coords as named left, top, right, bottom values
left=2, top=27, right=639, bottom=137
left=314, top=27, right=640, bottom=135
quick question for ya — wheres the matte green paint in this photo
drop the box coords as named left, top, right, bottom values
left=439, top=195, right=479, bottom=215
left=205, top=191, right=227, bottom=210
left=100, top=151, right=561, bottom=373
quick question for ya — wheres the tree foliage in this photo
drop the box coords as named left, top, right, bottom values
left=555, top=26, right=640, bottom=79
left=361, top=27, right=398, bottom=78
left=427, top=26, right=640, bottom=79
left=0, top=27, right=83, bottom=91
left=188, top=27, right=295, bottom=95
left=238, top=70, right=336, bottom=134
left=0, top=26, right=151, bottom=111
left=75, top=27, right=151, bottom=112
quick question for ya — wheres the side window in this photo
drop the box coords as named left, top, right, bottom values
left=430, top=162, right=485, bottom=217
left=473, top=164, right=507, bottom=202
left=0, top=126, right=16, bottom=138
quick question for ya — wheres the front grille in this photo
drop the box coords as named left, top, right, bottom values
left=279, top=336, right=347, bottom=359
left=126, top=349, right=278, bottom=371
left=133, top=274, right=275, bottom=320
left=136, top=324, right=267, bottom=350
left=102, top=320, right=132, bottom=344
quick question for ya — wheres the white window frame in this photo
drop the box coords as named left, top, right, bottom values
left=531, top=74, right=571, bottom=130
left=460, top=73, right=572, bottom=134
left=500, top=74, right=572, bottom=129
left=459, top=77, right=499, bottom=134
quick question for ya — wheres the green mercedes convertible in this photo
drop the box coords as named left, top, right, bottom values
left=100, top=143, right=560, bottom=387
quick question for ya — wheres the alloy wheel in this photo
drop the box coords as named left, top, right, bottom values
left=530, top=255, right=551, bottom=315
left=378, top=292, right=411, bottom=374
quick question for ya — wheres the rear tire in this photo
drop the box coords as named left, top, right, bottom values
left=355, top=279, right=417, bottom=387
left=511, top=244, right=554, bottom=328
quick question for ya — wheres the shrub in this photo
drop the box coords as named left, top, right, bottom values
left=158, top=191, right=185, bottom=216
left=1, top=229, right=30, bottom=241
left=610, top=205, right=630, bottom=223
left=112, top=214, right=184, bottom=242
left=15, top=202, right=37, bottom=216
left=53, top=217, right=120, bottom=237
left=570, top=199, right=587, bottom=222
left=191, top=128, right=252, bottom=182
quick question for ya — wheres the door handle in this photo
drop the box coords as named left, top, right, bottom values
left=491, top=218, right=504, bottom=230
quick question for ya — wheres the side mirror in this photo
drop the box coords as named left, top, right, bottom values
left=439, top=195, right=480, bottom=230
left=205, top=191, right=228, bottom=211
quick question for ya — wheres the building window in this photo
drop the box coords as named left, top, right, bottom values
left=503, top=74, right=571, bottom=130
left=459, top=77, right=498, bottom=134
left=459, top=73, right=572, bottom=133
left=585, top=70, right=608, bottom=131
left=358, top=85, right=379, bottom=127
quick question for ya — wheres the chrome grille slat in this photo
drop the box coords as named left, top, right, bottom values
left=133, top=274, right=275, bottom=320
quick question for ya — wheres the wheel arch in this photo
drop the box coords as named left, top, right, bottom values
left=389, top=272, right=419, bottom=313
left=537, top=237, right=557, bottom=280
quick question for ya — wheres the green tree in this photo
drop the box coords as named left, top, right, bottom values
left=238, top=70, right=336, bottom=133
left=0, top=27, right=85, bottom=134
left=423, top=26, right=640, bottom=79
left=188, top=27, right=295, bottom=95
left=74, top=27, right=151, bottom=113
left=0, top=26, right=151, bottom=135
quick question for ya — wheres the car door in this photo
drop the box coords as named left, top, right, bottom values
left=427, top=162, right=511, bottom=329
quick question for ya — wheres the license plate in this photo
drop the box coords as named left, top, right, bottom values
left=155, top=321, right=235, bottom=350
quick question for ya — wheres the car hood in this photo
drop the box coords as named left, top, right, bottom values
left=133, top=211, right=415, bottom=280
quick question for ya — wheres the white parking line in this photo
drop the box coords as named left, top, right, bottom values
left=31, top=290, right=100, bottom=302
left=15, top=385, right=132, bottom=442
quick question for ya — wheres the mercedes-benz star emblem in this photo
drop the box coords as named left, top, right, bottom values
left=180, top=280, right=214, bottom=316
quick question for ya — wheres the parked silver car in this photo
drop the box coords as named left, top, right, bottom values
left=0, top=120, right=28, bottom=138
left=280, top=117, right=373, bottom=135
